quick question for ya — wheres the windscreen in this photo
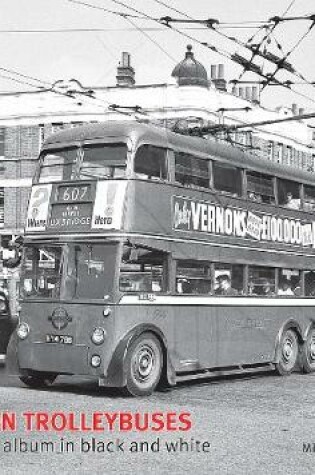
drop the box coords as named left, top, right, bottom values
left=38, top=148, right=77, bottom=183
left=21, top=243, right=117, bottom=300
left=21, top=246, right=63, bottom=299
left=64, top=243, right=117, bottom=299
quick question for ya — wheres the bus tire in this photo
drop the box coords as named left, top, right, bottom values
left=20, top=371, right=57, bottom=388
left=301, top=327, right=315, bottom=373
left=124, top=332, right=163, bottom=397
left=275, top=329, right=299, bottom=376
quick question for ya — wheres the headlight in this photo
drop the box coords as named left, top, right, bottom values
left=91, top=355, right=101, bottom=368
left=91, top=327, right=106, bottom=345
left=17, top=322, right=30, bottom=340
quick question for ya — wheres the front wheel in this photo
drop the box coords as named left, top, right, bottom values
left=275, top=329, right=299, bottom=376
left=20, top=372, right=57, bottom=388
left=124, top=333, right=163, bottom=397
left=301, top=328, right=315, bottom=373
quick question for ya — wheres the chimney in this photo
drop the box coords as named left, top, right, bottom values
left=210, top=65, right=217, bottom=80
left=245, top=86, right=251, bottom=101
left=211, top=63, right=227, bottom=91
left=116, top=52, right=135, bottom=87
left=299, top=108, right=304, bottom=116
left=292, top=103, right=298, bottom=115
left=251, top=86, right=259, bottom=103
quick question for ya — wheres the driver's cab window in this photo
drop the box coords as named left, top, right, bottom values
left=134, top=145, right=168, bottom=180
left=119, top=246, right=167, bottom=293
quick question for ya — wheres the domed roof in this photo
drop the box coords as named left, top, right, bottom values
left=172, top=45, right=208, bottom=88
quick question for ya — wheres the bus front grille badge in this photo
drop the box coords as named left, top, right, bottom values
left=48, top=307, right=72, bottom=330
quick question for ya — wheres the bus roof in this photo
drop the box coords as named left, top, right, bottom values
left=43, top=120, right=315, bottom=186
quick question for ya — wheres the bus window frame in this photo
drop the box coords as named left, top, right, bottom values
left=212, top=160, right=243, bottom=197
left=118, top=243, right=170, bottom=295
left=37, top=147, right=80, bottom=183
left=245, top=169, right=276, bottom=204
left=133, top=144, right=169, bottom=182
left=173, top=150, right=211, bottom=190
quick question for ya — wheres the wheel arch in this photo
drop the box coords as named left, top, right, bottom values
left=104, top=323, right=176, bottom=389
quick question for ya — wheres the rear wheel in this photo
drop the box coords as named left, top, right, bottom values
left=124, top=333, right=163, bottom=397
left=20, top=371, right=57, bottom=388
left=301, top=328, right=315, bottom=373
left=275, top=329, right=299, bottom=376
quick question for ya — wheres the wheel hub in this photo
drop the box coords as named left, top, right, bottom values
left=135, top=347, right=154, bottom=380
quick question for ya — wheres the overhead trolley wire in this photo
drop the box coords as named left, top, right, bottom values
left=147, top=0, right=315, bottom=105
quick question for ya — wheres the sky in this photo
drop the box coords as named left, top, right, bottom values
left=0, top=0, right=314, bottom=112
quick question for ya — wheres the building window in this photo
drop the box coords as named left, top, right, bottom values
left=277, top=143, right=283, bottom=164
left=267, top=141, right=274, bottom=161
left=38, top=125, right=45, bottom=152
left=0, top=188, right=4, bottom=226
left=286, top=146, right=292, bottom=166
left=0, top=129, right=4, bottom=156
left=51, top=122, right=64, bottom=134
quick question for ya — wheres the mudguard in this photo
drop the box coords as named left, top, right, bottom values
left=99, top=324, right=176, bottom=388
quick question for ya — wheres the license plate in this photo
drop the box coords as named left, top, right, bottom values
left=46, top=334, right=73, bottom=345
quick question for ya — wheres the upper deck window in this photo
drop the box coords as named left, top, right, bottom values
left=134, top=145, right=167, bottom=180
left=80, top=144, right=127, bottom=180
left=175, top=152, right=209, bottom=188
left=278, top=179, right=300, bottom=209
left=303, top=185, right=315, bottom=212
left=213, top=162, right=242, bottom=196
left=38, top=148, right=77, bottom=183
left=246, top=171, right=275, bottom=204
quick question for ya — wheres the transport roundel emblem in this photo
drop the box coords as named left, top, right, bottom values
left=49, top=307, right=72, bottom=330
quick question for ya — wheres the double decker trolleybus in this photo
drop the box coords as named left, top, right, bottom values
left=12, top=120, right=315, bottom=396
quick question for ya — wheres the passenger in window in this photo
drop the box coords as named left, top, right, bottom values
left=248, top=280, right=257, bottom=296
left=215, top=274, right=238, bottom=296
left=261, top=279, right=275, bottom=297
left=248, top=192, right=262, bottom=203
left=285, top=192, right=300, bottom=210
left=278, top=279, right=294, bottom=296
left=177, top=278, right=192, bottom=294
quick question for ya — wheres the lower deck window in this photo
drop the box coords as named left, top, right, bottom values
left=176, top=262, right=211, bottom=294
left=119, top=247, right=166, bottom=293
left=248, top=266, right=276, bottom=296
left=214, top=264, right=243, bottom=296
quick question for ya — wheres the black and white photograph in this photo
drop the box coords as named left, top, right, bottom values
left=0, top=0, right=315, bottom=473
